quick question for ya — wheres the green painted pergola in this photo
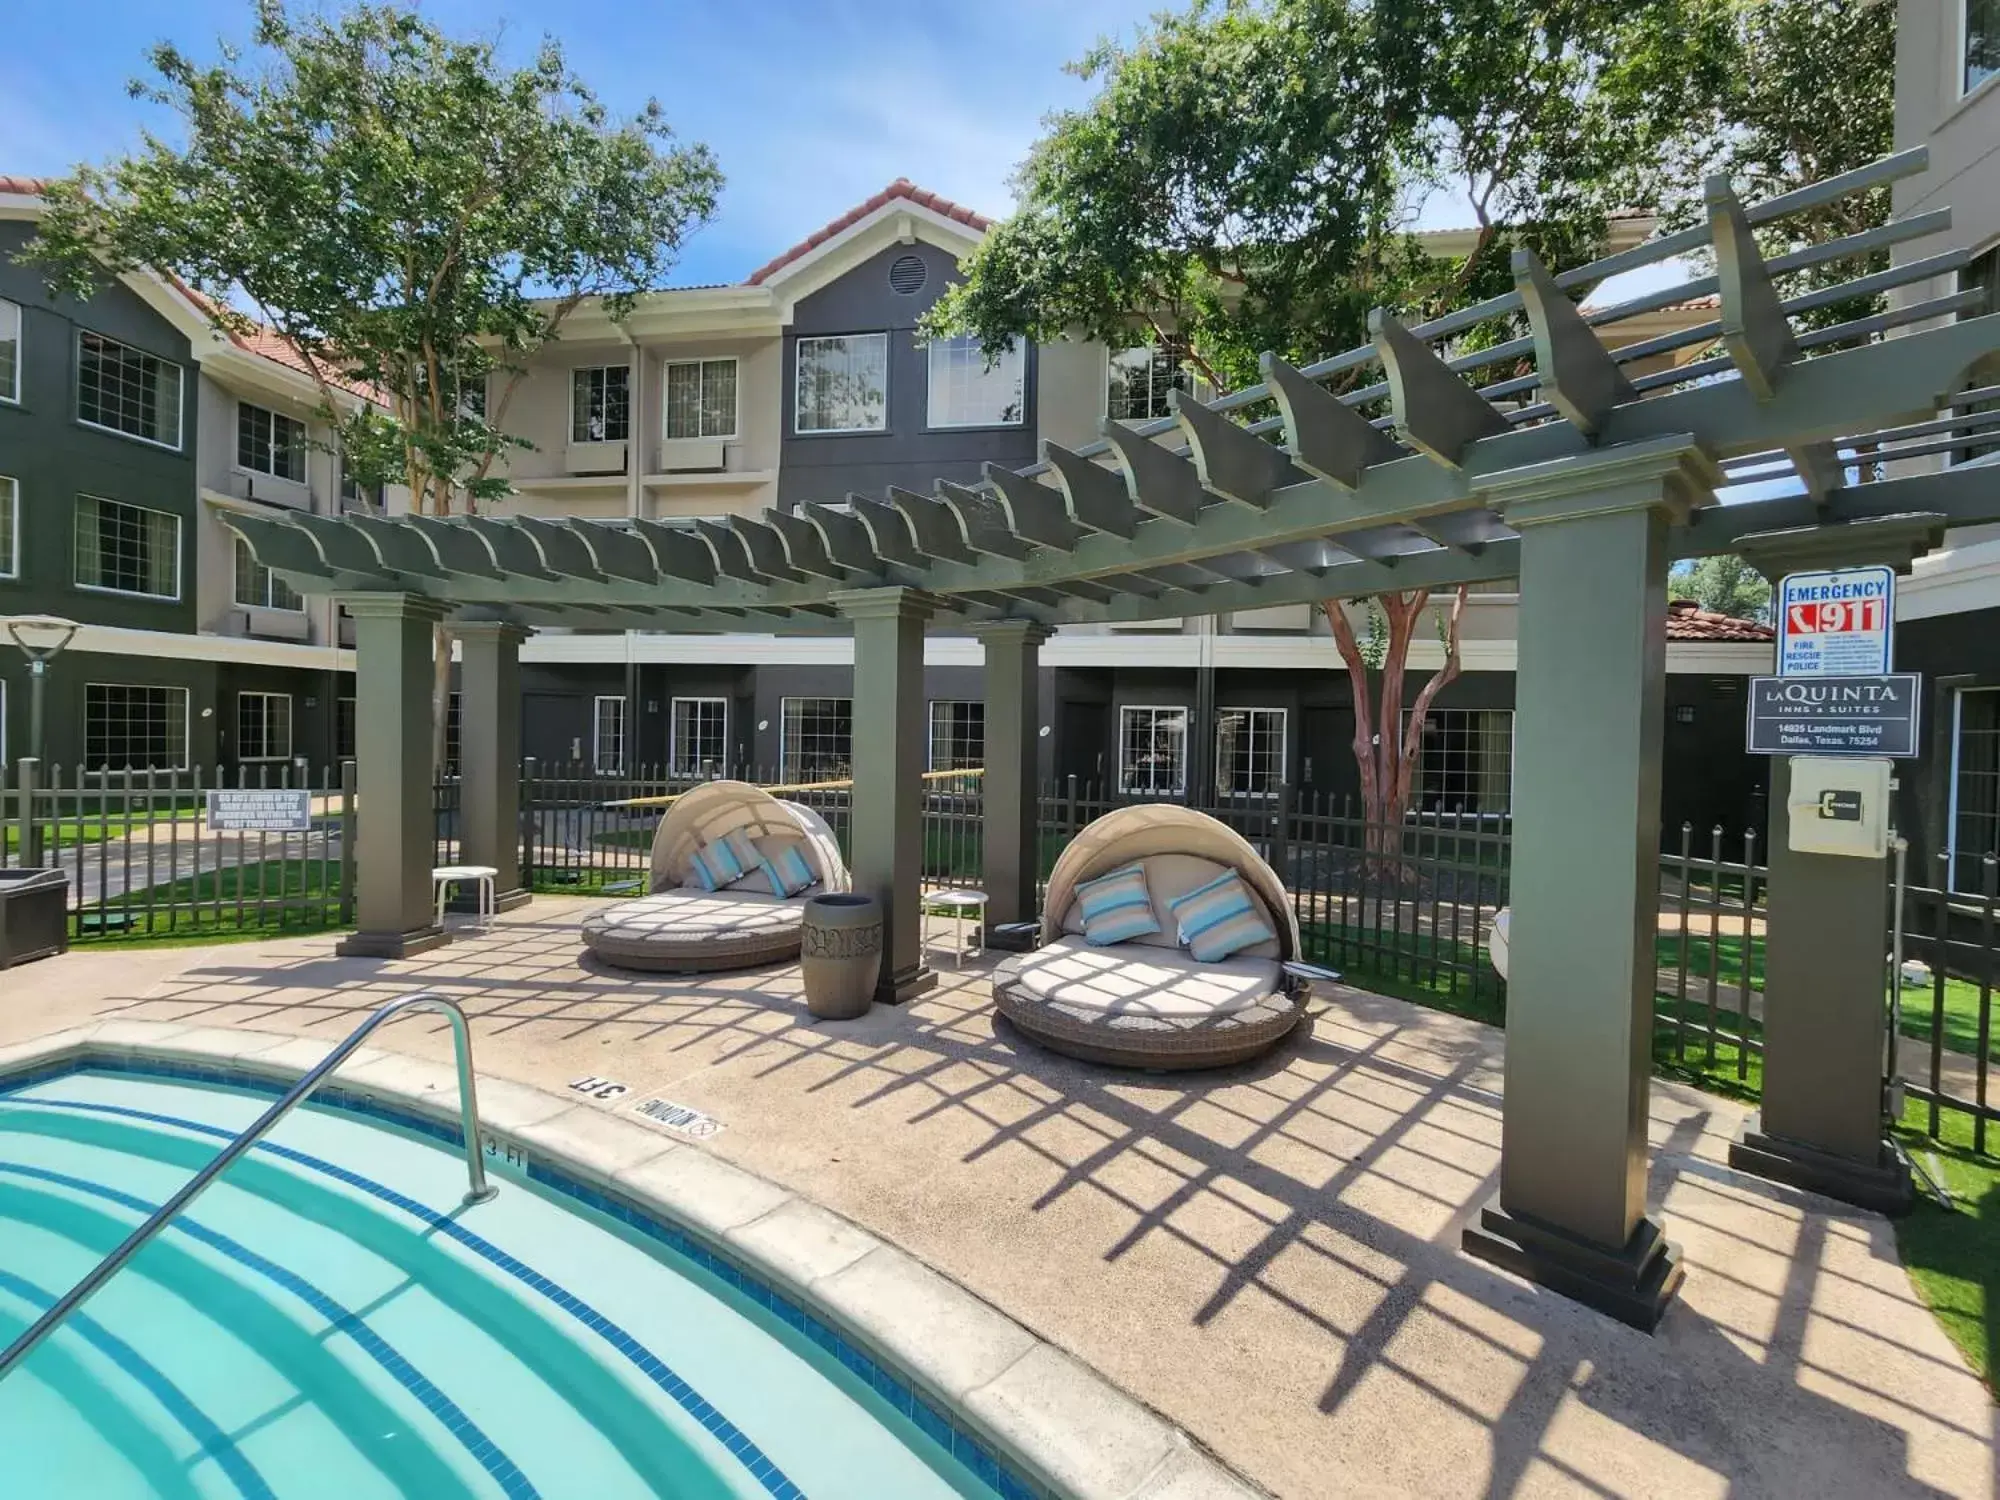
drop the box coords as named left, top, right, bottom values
left=233, top=146, right=2000, bottom=1329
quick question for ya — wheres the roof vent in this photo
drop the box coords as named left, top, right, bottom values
left=888, top=253, right=928, bottom=295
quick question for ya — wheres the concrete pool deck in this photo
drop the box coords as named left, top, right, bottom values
left=3, top=897, right=1993, bottom=1499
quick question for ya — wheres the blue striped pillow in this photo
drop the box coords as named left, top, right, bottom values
left=1075, top=863, right=1162, bottom=946
left=757, top=841, right=818, bottom=898
left=688, top=830, right=759, bottom=892
left=1168, top=870, right=1275, bottom=962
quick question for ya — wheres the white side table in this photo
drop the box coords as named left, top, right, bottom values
left=432, top=865, right=499, bottom=928
left=923, top=889, right=988, bottom=967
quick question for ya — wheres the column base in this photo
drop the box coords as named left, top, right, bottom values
left=337, top=925, right=452, bottom=960
left=1727, top=1113, right=1915, bottom=1216
left=874, top=963, right=937, bottom=1006
left=1462, top=1196, right=1685, bottom=1333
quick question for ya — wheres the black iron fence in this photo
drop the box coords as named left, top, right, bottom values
left=2, top=758, right=354, bottom=941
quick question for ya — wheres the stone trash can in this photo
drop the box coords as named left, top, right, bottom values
left=800, top=893, right=882, bottom=1019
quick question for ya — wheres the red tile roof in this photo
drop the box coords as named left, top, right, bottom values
left=0, top=175, right=50, bottom=195
left=745, top=179, right=992, bottom=286
left=1665, top=597, right=1774, bottom=641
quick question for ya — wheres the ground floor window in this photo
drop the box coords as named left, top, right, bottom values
left=335, top=695, right=356, bottom=762
left=85, top=683, right=189, bottom=770
left=593, top=694, right=627, bottom=775
left=928, top=700, right=984, bottom=772
left=1414, top=708, right=1513, bottom=815
left=781, top=696, right=852, bottom=783
left=445, top=690, right=462, bottom=777
left=1952, top=687, right=2000, bottom=893
left=1120, top=705, right=1188, bottom=796
left=1215, top=707, right=1285, bottom=798
left=670, top=696, right=728, bottom=777
left=236, top=691, right=292, bottom=762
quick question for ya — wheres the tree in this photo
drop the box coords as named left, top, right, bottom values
left=1671, top=555, right=1772, bottom=622
left=25, top=0, right=723, bottom=766
left=926, top=0, right=1701, bottom=830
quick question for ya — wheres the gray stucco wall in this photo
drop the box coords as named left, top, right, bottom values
left=776, top=241, right=1039, bottom=509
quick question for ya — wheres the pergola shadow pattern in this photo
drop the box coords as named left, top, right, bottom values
left=8, top=911, right=1989, bottom=1499
left=232, top=146, right=2000, bottom=632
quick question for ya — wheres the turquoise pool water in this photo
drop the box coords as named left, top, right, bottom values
left=0, top=1067, right=1025, bottom=1499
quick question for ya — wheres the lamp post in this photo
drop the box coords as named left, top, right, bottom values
left=5, top=616, right=80, bottom=770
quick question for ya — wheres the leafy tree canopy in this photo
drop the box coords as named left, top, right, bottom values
left=1671, top=555, right=1773, bottom=623
left=25, top=0, right=723, bottom=514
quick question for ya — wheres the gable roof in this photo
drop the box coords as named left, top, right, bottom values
left=745, top=179, right=992, bottom=286
left=1665, top=597, right=1774, bottom=641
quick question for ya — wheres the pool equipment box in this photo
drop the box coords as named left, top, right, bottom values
left=1745, top=674, right=1920, bottom=758
left=1777, top=565, right=1894, bottom=678
left=1784, top=757, right=1892, bottom=859
left=205, top=787, right=313, bottom=832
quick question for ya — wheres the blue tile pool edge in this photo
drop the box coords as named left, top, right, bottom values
left=0, top=1052, right=1052, bottom=1500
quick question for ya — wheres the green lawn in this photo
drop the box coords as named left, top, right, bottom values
left=75, top=858, right=348, bottom=941
left=3, top=806, right=207, bottom=856
left=1897, top=1107, right=2000, bottom=1388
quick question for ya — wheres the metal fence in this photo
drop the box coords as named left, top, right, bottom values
left=3, top=758, right=354, bottom=941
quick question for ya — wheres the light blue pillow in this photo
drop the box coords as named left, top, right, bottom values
left=1075, top=863, right=1161, bottom=946
left=758, top=840, right=818, bottom=898
left=1168, top=870, right=1275, bottom=962
left=688, top=830, right=759, bottom=892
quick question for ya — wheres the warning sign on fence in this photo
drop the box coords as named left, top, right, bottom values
left=205, top=788, right=312, bottom=832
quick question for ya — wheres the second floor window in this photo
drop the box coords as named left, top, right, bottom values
left=928, top=336, right=1024, bottom=428
left=76, top=494, right=179, bottom=599
left=339, top=465, right=382, bottom=511
left=1970, top=0, right=1999, bottom=94
left=664, top=358, right=738, bottom=440
left=571, top=365, right=630, bottom=443
left=0, top=476, right=16, bottom=579
left=234, top=535, right=303, bottom=611
left=0, top=297, right=19, bottom=403
left=77, top=330, right=183, bottom=449
left=1107, top=341, right=1204, bottom=424
left=237, top=402, right=308, bottom=482
left=796, top=333, right=887, bottom=434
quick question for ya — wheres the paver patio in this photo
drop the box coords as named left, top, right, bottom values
left=2, top=899, right=1992, bottom=1499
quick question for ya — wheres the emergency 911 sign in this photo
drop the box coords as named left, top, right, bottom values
left=1778, top=565, right=1894, bottom=678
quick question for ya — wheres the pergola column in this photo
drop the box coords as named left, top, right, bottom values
left=834, top=587, right=942, bottom=1004
left=336, top=592, right=452, bottom=959
left=1462, top=439, right=1718, bottom=1332
left=1725, top=517, right=1941, bottom=1213
left=978, top=621, right=1053, bottom=930
left=455, top=617, right=533, bottom=915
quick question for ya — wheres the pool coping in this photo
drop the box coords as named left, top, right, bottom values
left=0, top=1019, right=1269, bottom=1500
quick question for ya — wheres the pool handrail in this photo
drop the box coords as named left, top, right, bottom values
left=0, top=989, right=497, bottom=1384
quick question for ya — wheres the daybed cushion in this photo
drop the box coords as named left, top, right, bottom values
left=1003, top=936, right=1281, bottom=1019
left=1059, top=853, right=1282, bottom=961
left=582, top=889, right=803, bottom=972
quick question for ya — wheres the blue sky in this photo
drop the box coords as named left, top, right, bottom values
left=1, top=0, right=1167, bottom=286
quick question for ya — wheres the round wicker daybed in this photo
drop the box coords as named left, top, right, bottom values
left=582, top=781, right=848, bottom=974
left=992, top=804, right=1317, bottom=1071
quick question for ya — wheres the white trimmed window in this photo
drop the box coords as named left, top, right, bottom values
left=781, top=697, right=853, bottom=783
left=593, top=695, right=628, bottom=775
left=76, top=494, right=180, bottom=599
left=927, top=336, right=1024, bottom=428
left=1951, top=687, right=2000, bottom=893
left=0, top=298, right=19, bottom=404
left=1106, top=341, right=1208, bottom=424
left=571, top=365, right=631, bottom=443
left=1414, top=708, right=1514, bottom=816
left=928, top=700, right=985, bottom=772
left=335, top=696, right=357, bottom=761
left=237, top=691, right=293, bottom=762
left=0, top=475, right=17, bottom=579
left=664, top=358, right=738, bottom=440
left=76, top=330, right=183, bottom=448
left=237, top=401, right=308, bottom=482
left=1215, top=708, right=1286, bottom=798
left=234, top=536, right=303, bottom=611
left=795, top=334, right=888, bottom=434
left=1970, top=1, right=1999, bottom=94
left=1119, top=705, right=1188, bottom=796
left=670, top=697, right=728, bottom=777
left=85, top=684, right=189, bottom=770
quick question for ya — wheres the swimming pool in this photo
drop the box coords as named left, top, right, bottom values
left=0, top=1064, right=1035, bottom=1499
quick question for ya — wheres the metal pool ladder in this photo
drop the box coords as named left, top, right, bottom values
left=0, top=990, right=498, bottom=1384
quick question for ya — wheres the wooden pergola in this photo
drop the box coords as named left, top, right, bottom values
left=234, top=146, right=2000, bottom=1330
